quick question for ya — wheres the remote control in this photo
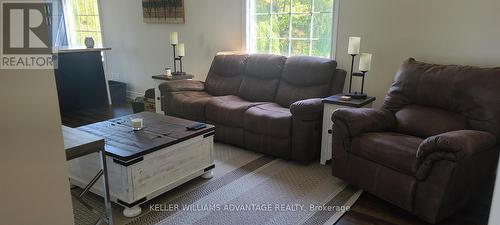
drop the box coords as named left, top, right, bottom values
left=186, top=123, right=207, bottom=130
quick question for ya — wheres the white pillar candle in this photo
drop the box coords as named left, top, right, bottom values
left=170, top=32, right=178, bottom=45
left=348, top=37, right=361, bottom=55
left=131, top=118, right=143, bottom=131
left=359, top=53, right=372, bottom=71
left=177, top=43, right=185, bottom=57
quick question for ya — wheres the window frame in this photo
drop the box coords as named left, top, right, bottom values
left=245, top=0, right=339, bottom=59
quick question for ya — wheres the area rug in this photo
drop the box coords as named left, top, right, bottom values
left=72, top=144, right=361, bottom=225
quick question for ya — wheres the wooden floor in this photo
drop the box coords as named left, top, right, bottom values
left=339, top=191, right=492, bottom=225
left=61, top=103, right=133, bottom=128
left=61, top=104, right=494, bottom=225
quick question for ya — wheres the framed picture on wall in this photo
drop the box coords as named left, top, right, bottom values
left=142, top=0, right=185, bottom=24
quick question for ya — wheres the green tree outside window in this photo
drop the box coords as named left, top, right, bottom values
left=249, top=0, right=334, bottom=58
left=68, top=0, right=103, bottom=47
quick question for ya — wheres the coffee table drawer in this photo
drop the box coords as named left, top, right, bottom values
left=131, top=135, right=214, bottom=200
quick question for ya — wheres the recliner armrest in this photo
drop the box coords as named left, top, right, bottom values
left=159, top=80, right=205, bottom=94
left=290, top=98, right=323, bottom=120
left=331, top=108, right=395, bottom=137
left=416, top=130, right=497, bottom=180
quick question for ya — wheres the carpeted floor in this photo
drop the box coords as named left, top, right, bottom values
left=72, top=143, right=361, bottom=225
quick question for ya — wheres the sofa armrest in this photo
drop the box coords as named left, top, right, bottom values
left=159, top=80, right=205, bottom=94
left=415, top=130, right=497, bottom=180
left=290, top=98, right=323, bottom=120
left=331, top=108, right=395, bottom=137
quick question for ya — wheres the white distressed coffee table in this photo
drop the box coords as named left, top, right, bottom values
left=67, top=112, right=215, bottom=217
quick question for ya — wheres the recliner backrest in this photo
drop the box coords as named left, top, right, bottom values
left=275, top=56, right=338, bottom=107
left=383, top=58, right=500, bottom=138
left=237, top=54, right=287, bottom=102
left=205, top=54, right=249, bottom=96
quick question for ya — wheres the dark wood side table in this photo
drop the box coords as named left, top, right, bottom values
left=320, top=94, right=376, bottom=165
left=152, top=74, right=195, bottom=114
left=62, top=126, right=113, bottom=225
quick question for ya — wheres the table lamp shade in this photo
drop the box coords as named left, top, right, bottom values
left=348, top=37, right=361, bottom=55
left=177, top=44, right=185, bottom=57
left=170, top=32, right=178, bottom=45
left=359, top=53, right=372, bottom=71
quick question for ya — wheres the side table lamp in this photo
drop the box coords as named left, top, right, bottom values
left=169, top=32, right=186, bottom=75
left=345, top=37, right=373, bottom=99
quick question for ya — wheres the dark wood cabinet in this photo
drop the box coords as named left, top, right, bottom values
left=54, top=48, right=111, bottom=113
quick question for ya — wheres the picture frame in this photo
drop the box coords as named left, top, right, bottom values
left=142, top=0, right=185, bottom=24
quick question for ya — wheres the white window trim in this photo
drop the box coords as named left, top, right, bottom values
left=61, top=0, right=75, bottom=46
left=243, top=0, right=250, bottom=52
left=244, top=0, right=339, bottom=59
left=331, top=0, right=340, bottom=60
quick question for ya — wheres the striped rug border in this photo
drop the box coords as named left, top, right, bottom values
left=124, top=155, right=275, bottom=225
left=324, top=189, right=363, bottom=225
left=301, top=185, right=360, bottom=225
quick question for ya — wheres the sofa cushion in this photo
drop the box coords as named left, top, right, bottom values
left=275, top=56, right=337, bottom=107
left=244, top=103, right=292, bottom=138
left=333, top=153, right=417, bottom=211
left=238, top=54, right=287, bottom=102
left=351, top=132, right=423, bottom=176
left=205, top=54, right=248, bottom=96
left=395, top=105, right=468, bottom=138
left=213, top=123, right=245, bottom=147
left=205, top=95, right=265, bottom=127
left=244, top=131, right=291, bottom=159
left=168, top=91, right=214, bottom=122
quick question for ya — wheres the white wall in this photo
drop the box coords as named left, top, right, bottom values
left=335, top=0, right=500, bottom=107
left=99, top=0, right=244, bottom=97
left=0, top=70, right=74, bottom=224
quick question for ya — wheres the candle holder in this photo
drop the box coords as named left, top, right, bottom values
left=131, top=118, right=144, bottom=131
left=345, top=52, right=369, bottom=99
left=171, top=44, right=186, bottom=76
left=348, top=54, right=358, bottom=93
left=175, top=56, right=185, bottom=75
left=345, top=71, right=368, bottom=99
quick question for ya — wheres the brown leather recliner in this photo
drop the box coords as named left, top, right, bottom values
left=331, top=58, right=500, bottom=223
left=160, top=54, right=346, bottom=162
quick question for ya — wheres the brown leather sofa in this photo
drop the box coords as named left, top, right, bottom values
left=331, top=58, right=500, bottom=223
left=160, top=54, right=346, bottom=162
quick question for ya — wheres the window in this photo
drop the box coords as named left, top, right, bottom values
left=64, top=0, right=103, bottom=47
left=247, top=0, right=335, bottom=58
